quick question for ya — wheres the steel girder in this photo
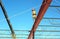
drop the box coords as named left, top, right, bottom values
left=28, top=0, right=52, bottom=39
left=0, top=0, right=16, bottom=39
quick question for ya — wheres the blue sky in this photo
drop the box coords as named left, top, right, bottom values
left=0, top=0, right=60, bottom=39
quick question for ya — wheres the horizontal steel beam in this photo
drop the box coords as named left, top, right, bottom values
left=36, top=30, right=60, bottom=32
left=0, top=29, right=30, bottom=32
left=50, top=5, right=60, bottom=7
left=0, top=37, right=26, bottom=38
left=39, top=25, right=60, bottom=27
left=34, top=38, right=60, bottom=39
left=0, top=37, right=60, bottom=39
left=43, top=17, right=60, bottom=19
left=0, top=29, right=60, bottom=32
left=0, top=34, right=60, bottom=36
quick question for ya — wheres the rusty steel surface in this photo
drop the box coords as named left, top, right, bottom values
left=28, top=0, right=52, bottom=39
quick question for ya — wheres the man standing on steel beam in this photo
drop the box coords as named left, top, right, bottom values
left=32, top=8, right=37, bottom=39
left=28, top=0, right=52, bottom=39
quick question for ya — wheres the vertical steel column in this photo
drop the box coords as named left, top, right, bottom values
left=28, top=0, right=52, bottom=39
left=0, top=0, right=16, bottom=39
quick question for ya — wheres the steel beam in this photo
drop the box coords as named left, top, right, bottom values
left=28, top=0, right=52, bottom=39
left=1, top=29, right=60, bottom=32
left=50, top=5, right=60, bottom=7
left=0, top=0, right=16, bottom=39
left=43, top=17, right=60, bottom=19
left=39, top=25, right=60, bottom=27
